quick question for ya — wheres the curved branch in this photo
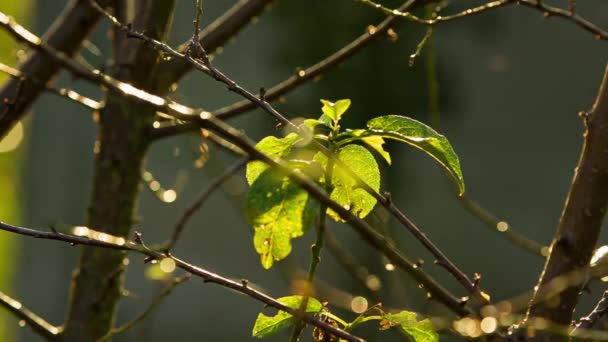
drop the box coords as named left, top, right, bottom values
left=0, top=221, right=363, bottom=342
left=526, top=63, right=608, bottom=325
left=153, top=0, right=275, bottom=91
left=572, top=290, right=608, bottom=337
left=163, top=158, right=248, bottom=251
left=0, top=0, right=109, bottom=139
left=0, top=62, right=102, bottom=111
left=95, top=274, right=191, bottom=342
left=0, top=290, right=60, bottom=341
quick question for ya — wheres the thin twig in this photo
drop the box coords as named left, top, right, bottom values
left=164, top=158, right=247, bottom=251
left=526, top=63, right=608, bottom=326
left=572, top=290, right=608, bottom=336
left=356, top=0, right=608, bottom=42
left=517, top=0, right=608, bottom=41
left=324, top=229, right=383, bottom=303
left=95, top=274, right=191, bottom=342
left=0, top=0, right=110, bottom=138
left=153, top=0, right=275, bottom=90
left=0, top=221, right=363, bottom=342
left=459, top=195, right=545, bottom=257
left=151, top=0, right=422, bottom=139
left=0, top=62, right=102, bottom=111
left=0, top=290, right=60, bottom=340
left=290, top=154, right=334, bottom=341
left=355, top=0, right=513, bottom=25
left=418, top=18, right=544, bottom=258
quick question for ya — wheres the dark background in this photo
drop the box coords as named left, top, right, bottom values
left=2, top=0, right=608, bottom=340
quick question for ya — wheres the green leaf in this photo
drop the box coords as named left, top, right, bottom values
left=252, top=296, right=323, bottom=338
left=316, top=144, right=380, bottom=222
left=361, top=136, right=391, bottom=164
left=340, top=129, right=392, bottom=165
left=246, top=168, right=318, bottom=269
left=381, top=311, right=438, bottom=342
left=246, top=133, right=300, bottom=186
left=367, top=115, right=465, bottom=194
left=302, top=118, right=327, bottom=130
left=320, top=99, right=351, bottom=123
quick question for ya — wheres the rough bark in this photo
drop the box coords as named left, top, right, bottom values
left=61, top=1, right=175, bottom=340
left=521, top=63, right=608, bottom=340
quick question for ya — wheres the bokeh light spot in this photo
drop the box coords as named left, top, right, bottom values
left=350, top=296, right=368, bottom=313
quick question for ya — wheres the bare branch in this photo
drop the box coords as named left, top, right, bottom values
left=0, top=290, right=60, bottom=341
left=517, top=0, right=608, bottom=41
left=0, top=0, right=109, bottom=138
left=572, top=290, right=608, bottom=337
left=163, top=158, right=248, bottom=251
left=459, top=194, right=545, bottom=257
left=0, top=221, right=363, bottom=342
left=151, top=0, right=428, bottom=139
left=324, top=230, right=383, bottom=303
left=153, top=0, right=275, bottom=91
left=95, top=274, right=191, bottom=342
left=0, top=62, right=102, bottom=111
left=356, top=0, right=608, bottom=42
left=355, top=0, right=512, bottom=25
left=526, top=63, right=608, bottom=326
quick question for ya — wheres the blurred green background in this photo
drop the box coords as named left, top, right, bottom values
left=2, top=0, right=608, bottom=341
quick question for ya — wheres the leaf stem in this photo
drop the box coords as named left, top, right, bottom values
left=345, top=315, right=383, bottom=332
left=290, top=149, right=335, bottom=341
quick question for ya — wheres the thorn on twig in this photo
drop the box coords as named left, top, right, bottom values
left=259, top=87, right=266, bottom=102
left=143, top=256, right=155, bottom=264
left=568, top=0, right=576, bottom=15
left=414, top=259, right=424, bottom=268
left=459, top=296, right=470, bottom=306
left=473, top=273, right=482, bottom=288
left=383, top=191, right=392, bottom=205
left=133, top=231, right=144, bottom=245
left=241, top=279, right=249, bottom=288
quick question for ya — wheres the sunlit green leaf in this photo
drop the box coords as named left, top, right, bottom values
left=321, top=99, right=351, bottom=123
left=367, top=115, right=464, bottom=194
left=302, top=118, right=327, bottom=130
left=247, top=168, right=318, bottom=269
left=246, top=133, right=300, bottom=185
left=252, top=296, right=323, bottom=338
left=381, top=311, right=438, bottom=342
left=337, top=129, right=391, bottom=164
left=361, top=136, right=391, bottom=164
left=316, top=144, right=380, bottom=222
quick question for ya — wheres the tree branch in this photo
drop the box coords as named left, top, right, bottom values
left=525, top=63, right=608, bottom=327
left=572, top=290, right=608, bottom=337
left=0, top=221, right=363, bottom=342
left=61, top=1, right=177, bottom=340
left=0, top=0, right=109, bottom=139
left=0, top=62, right=102, bottom=111
left=95, top=274, right=191, bottom=342
left=152, top=0, right=275, bottom=92
left=356, top=0, right=608, bottom=42
left=151, top=0, right=423, bottom=140
left=0, top=290, right=60, bottom=341
left=163, top=158, right=248, bottom=251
